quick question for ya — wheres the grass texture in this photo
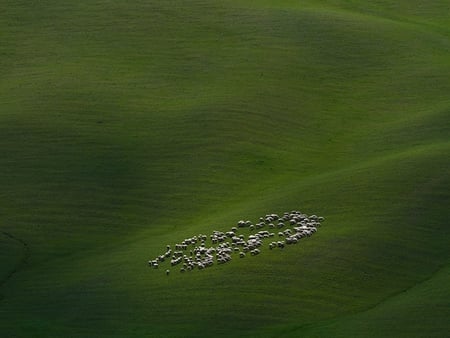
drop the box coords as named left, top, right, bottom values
left=0, top=0, right=449, bottom=337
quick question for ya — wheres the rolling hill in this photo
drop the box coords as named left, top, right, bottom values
left=1, top=0, right=449, bottom=337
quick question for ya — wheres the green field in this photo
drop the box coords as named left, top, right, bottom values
left=1, top=0, right=449, bottom=337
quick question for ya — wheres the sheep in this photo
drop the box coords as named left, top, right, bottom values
left=295, top=232, right=306, bottom=239
left=147, top=209, right=324, bottom=276
left=171, top=257, right=182, bottom=266
left=286, top=237, right=298, bottom=245
left=166, top=269, right=170, bottom=276
left=206, top=247, right=216, bottom=254
left=231, top=236, right=243, bottom=243
left=173, top=251, right=183, bottom=258
left=250, top=248, right=260, bottom=256
left=246, top=238, right=262, bottom=249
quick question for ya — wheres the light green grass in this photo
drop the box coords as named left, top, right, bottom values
left=0, top=0, right=449, bottom=337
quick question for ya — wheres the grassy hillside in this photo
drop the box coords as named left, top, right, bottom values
left=1, top=0, right=449, bottom=337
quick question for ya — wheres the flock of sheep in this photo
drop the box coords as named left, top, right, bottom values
left=148, top=210, right=324, bottom=275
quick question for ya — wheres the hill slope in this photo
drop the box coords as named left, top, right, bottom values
left=0, top=0, right=449, bottom=337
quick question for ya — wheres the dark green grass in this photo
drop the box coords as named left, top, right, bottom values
left=282, top=265, right=450, bottom=338
left=0, top=0, right=449, bottom=337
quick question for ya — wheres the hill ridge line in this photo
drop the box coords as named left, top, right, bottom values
left=274, top=262, right=450, bottom=338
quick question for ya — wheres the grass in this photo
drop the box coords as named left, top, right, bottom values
left=0, top=0, right=449, bottom=337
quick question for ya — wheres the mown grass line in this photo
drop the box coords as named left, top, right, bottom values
left=0, top=231, right=30, bottom=297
